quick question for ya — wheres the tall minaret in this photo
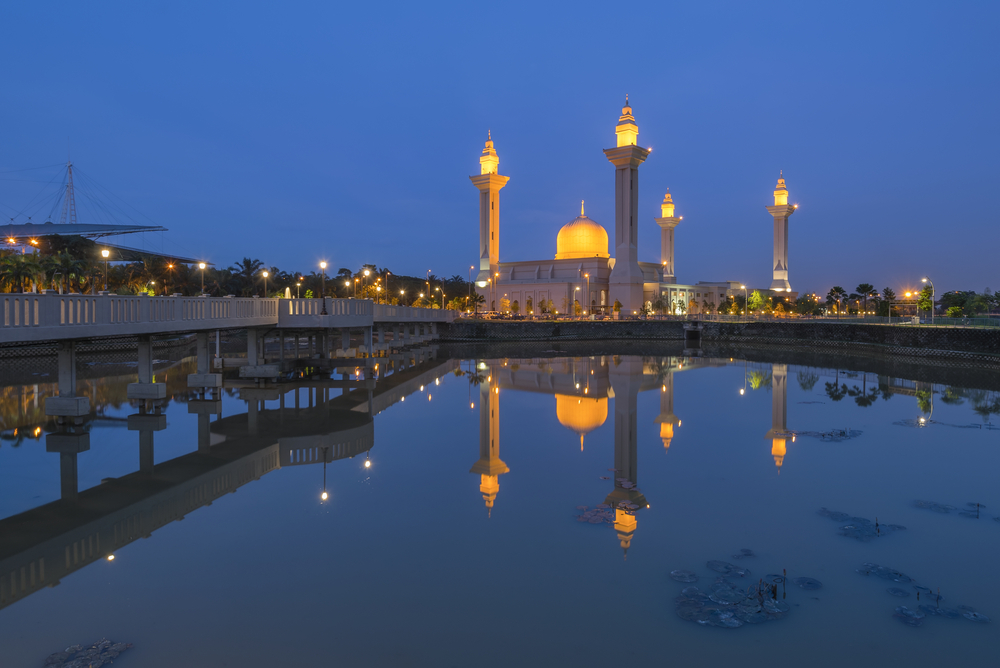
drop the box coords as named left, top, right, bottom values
left=654, top=190, right=681, bottom=283
left=654, top=371, right=681, bottom=452
left=470, top=132, right=509, bottom=292
left=470, top=366, right=508, bottom=515
left=764, top=363, right=790, bottom=469
left=766, top=172, right=796, bottom=292
left=604, top=97, right=651, bottom=314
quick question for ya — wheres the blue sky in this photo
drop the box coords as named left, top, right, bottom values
left=1, top=1, right=997, bottom=294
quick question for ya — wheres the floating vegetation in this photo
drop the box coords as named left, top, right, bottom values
left=794, top=429, right=863, bottom=442
left=731, top=548, right=755, bottom=559
left=673, top=569, right=794, bottom=629
left=793, top=577, right=822, bottom=590
left=44, top=639, right=132, bottom=667
left=817, top=508, right=905, bottom=542
left=670, top=570, right=698, bottom=583
left=915, top=500, right=988, bottom=519
left=574, top=506, right=615, bottom=524
left=857, top=563, right=989, bottom=626
left=707, top=560, right=736, bottom=575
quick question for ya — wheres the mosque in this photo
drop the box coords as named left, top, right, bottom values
left=471, top=98, right=797, bottom=315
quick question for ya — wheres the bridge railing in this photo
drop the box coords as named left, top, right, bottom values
left=373, top=303, right=456, bottom=322
left=0, top=293, right=279, bottom=343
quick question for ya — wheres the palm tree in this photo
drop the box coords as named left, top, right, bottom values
left=45, top=251, right=87, bottom=293
left=1, top=254, right=39, bottom=293
left=229, top=258, right=264, bottom=297
left=855, top=283, right=875, bottom=315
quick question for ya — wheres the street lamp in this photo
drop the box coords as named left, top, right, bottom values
left=319, top=261, right=328, bottom=314
left=740, top=285, right=748, bottom=318
left=262, top=270, right=268, bottom=297
left=296, top=280, right=302, bottom=299
left=198, top=262, right=206, bottom=295
left=166, top=263, right=174, bottom=295
left=468, top=265, right=474, bottom=302
left=574, top=286, right=580, bottom=316
left=584, top=272, right=590, bottom=315
left=921, top=277, right=935, bottom=324
left=101, top=249, right=110, bottom=291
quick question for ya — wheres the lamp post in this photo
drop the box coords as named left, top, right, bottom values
left=262, top=270, right=268, bottom=298
left=740, top=284, right=748, bottom=318
left=363, top=268, right=371, bottom=299
left=426, top=269, right=431, bottom=298
left=101, top=249, right=110, bottom=292
left=584, top=272, right=590, bottom=315
left=468, top=265, right=473, bottom=302
left=574, top=286, right=580, bottom=317
left=921, top=277, right=935, bottom=324
left=319, top=261, right=328, bottom=314
left=167, top=263, right=174, bottom=295
left=199, top=262, right=206, bottom=295
left=296, top=280, right=302, bottom=299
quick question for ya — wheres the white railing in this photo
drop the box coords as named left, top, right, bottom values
left=373, top=303, right=456, bottom=323
left=0, top=294, right=279, bottom=344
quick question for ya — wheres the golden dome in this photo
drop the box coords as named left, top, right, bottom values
left=556, top=394, right=608, bottom=449
left=555, top=201, right=609, bottom=260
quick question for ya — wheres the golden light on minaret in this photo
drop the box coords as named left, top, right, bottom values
left=480, top=130, right=499, bottom=175
left=771, top=437, right=787, bottom=469
left=659, top=422, right=674, bottom=451
left=773, top=170, right=788, bottom=206
left=614, top=509, right=637, bottom=559
left=615, top=95, right=639, bottom=147
left=661, top=190, right=675, bottom=218
left=480, top=474, right=500, bottom=510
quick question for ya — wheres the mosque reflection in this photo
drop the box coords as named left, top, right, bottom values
left=474, top=355, right=722, bottom=556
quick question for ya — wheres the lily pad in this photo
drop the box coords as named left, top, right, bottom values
left=887, top=588, right=910, bottom=597
left=793, top=577, right=822, bottom=590
left=706, top=610, right=743, bottom=628
left=919, top=605, right=962, bottom=619
left=707, top=560, right=736, bottom=575
left=964, top=611, right=991, bottom=622
left=670, top=569, right=698, bottom=583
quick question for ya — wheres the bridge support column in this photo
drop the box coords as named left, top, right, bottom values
left=198, top=412, right=211, bottom=452
left=128, top=407, right=166, bottom=473
left=45, top=341, right=90, bottom=418
left=46, top=431, right=90, bottom=502
left=364, top=327, right=373, bottom=357
left=129, top=335, right=167, bottom=400
left=403, top=324, right=411, bottom=344
left=342, top=329, right=351, bottom=351
left=378, top=327, right=385, bottom=344
left=188, top=331, right=223, bottom=391
left=431, top=323, right=438, bottom=337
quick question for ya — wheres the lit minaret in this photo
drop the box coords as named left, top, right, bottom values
left=470, top=132, right=509, bottom=302
left=654, top=190, right=681, bottom=283
left=654, top=371, right=681, bottom=452
left=764, top=363, right=790, bottom=469
left=604, top=97, right=651, bottom=314
left=470, top=367, right=508, bottom=515
left=766, top=172, right=797, bottom=292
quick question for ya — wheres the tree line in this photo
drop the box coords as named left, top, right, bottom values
left=0, top=236, right=474, bottom=307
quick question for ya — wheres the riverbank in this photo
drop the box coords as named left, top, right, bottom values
left=441, top=319, right=1000, bottom=366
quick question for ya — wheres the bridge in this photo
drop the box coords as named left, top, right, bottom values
left=0, top=294, right=455, bottom=419
left=0, top=355, right=458, bottom=611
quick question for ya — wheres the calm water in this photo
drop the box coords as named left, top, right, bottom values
left=1, top=347, right=999, bottom=667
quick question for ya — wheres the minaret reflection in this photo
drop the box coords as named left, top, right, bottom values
left=606, top=357, right=647, bottom=558
left=764, top=363, right=790, bottom=469
left=470, top=365, right=508, bottom=516
left=654, top=371, right=681, bottom=452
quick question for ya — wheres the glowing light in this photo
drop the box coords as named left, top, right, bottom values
left=34, top=427, right=41, bottom=437
left=321, top=491, right=328, bottom=501
left=434, top=378, right=439, bottom=386
left=101, top=249, right=110, bottom=258
left=428, top=394, right=432, bottom=401
left=107, top=555, right=115, bottom=561
left=364, top=269, right=370, bottom=276
left=320, top=261, right=327, bottom=269
left=262, top=271, right=268, bottom=278
left=739, top=388, right=745, bottom=395
left=364, top=459, right=371, bottom=468
left=471, top=403, right=475, bottom=409
left=198, top=262, right=206, bottom=270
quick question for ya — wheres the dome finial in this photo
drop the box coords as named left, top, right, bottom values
left=581, top=200, right=585, bottom=216
left=488, top=129, right=491, bottom=140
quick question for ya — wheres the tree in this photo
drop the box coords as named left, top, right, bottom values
left=855, top=283, right=875, bottom=314
left=918, top=286, right=934, bottom=314
left=652, top=295, right=668, bottom=315
left=229, top=258, right=264, bottom=297
left=46, top=251, right=88, bottom=293
left=879, top=287, right=897, bottom=316
left=797, top=370, right=820, bottom=391
left=511, top=299, right=520, bottom=314
left=446, top=296, right=466, bottom=311
left=613, top=299, right=622, bottom=313
left=748, top=290, right=766, bottom=312
left=500, top=297, right=511, bottom=313
left=826, top=286, right=848, bottom=313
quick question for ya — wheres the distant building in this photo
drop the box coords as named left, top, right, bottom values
left=470, top=99, right=795, bottom=316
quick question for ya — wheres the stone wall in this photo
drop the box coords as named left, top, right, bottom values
left=440, top=319, right=1000, bottom=364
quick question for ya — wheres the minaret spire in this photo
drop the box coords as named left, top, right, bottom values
left=766, top=172, right=795, bottom=292
left=580, top=200, right=585, bottom=216
left=471, top=134, right=509, bottom=305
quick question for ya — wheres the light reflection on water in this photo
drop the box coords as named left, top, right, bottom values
left=1, top=349, right=999, bottom=667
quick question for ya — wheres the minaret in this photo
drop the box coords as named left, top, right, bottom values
left=654, top=371, right=681, bottom=452
left=605, top=357, right=647, bottom=558
left=604, top=97, right=651, bottom=314
left=470, top=132, right=509, bottom=293
left=764, top=364, right=790, bottom=469
left=470, top=367, right=508, bottom=515
left=766, top=172, right=796, bottom=292
left=654, top=190, right=681, bottom=283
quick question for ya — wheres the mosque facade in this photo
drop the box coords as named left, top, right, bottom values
left=471, top=99, right=795, bottom=315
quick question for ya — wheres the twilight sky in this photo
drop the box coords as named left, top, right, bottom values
left=1, top=1, right=997, bottom=295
